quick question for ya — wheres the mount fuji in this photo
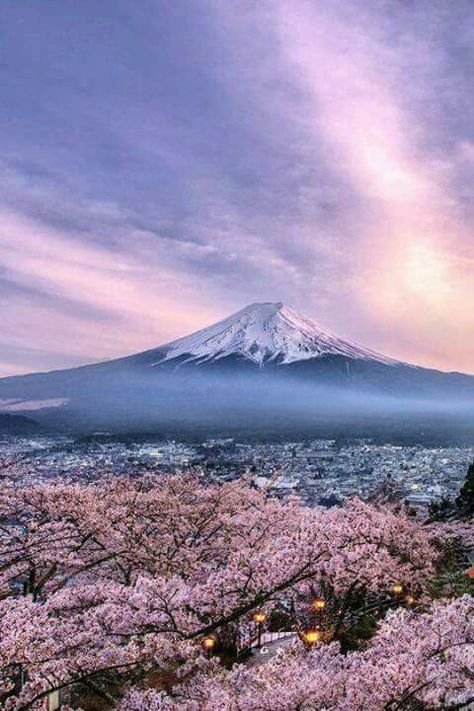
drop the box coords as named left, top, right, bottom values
left=0, top=302, right=473, bottom=437
left=153, top=302, right=397, bottom=367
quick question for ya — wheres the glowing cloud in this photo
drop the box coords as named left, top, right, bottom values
left=0, top=1, right=472, bottom=374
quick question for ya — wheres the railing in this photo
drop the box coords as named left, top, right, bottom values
left=253, top=631, right=295, bottom=646
left=237, top=629, right=295, bottom=653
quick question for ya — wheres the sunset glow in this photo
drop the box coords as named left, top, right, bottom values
left=1, top=1, right=472, bottom=375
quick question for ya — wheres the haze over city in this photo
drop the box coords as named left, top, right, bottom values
left=1, top=0, right=473, bottom=378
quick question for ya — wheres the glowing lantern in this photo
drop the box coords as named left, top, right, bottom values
left=202, top=636, right=216, bottom=652
left=253, top=611, right=267, bottom=648
left=304, top=628, right=321, bottom=645
left=392, top=583, right=403, bottom=595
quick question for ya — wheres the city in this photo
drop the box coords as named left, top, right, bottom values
left=2, top=434, right=472, bottom=511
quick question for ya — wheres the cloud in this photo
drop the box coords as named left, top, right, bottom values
left=209, top=0, right=474, bottom=371
left=0, top=0, right=472, bottom=374
left=0, top=208, right=224, bottom=372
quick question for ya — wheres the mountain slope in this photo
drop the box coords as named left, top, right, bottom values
left=0, top=302, right=472, bottom=435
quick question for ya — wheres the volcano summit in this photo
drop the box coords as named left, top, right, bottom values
left=153, top=302, right=397, bottom=367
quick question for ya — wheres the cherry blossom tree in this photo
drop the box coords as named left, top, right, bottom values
left=125, top=596, right=473, bottom=710
left=0, top=473, right=466, bottom=710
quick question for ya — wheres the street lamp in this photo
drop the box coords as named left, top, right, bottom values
left=304, top=628, right=321, bottom=647
left=310, top=596, right=326, bottom=634
left=253, top=611, right=267, bottom=648
left=202, top=636, right=216, bottom=657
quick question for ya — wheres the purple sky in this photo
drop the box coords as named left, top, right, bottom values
left=1, top=0, right=473, bottom=376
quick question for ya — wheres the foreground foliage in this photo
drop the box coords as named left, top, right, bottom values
left=0, top=473, right=471, bottom=710
left=123, top=596, right=473, bottom=710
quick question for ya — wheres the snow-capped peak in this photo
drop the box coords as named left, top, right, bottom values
left=157, top=302, right=397, bottom=366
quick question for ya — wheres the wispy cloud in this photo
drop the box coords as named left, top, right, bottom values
left=1, top=0, right=472, bottom=374
left=208, top=0, right=474, bottom=370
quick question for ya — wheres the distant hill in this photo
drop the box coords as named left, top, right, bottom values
left=0, top=413, right=42, bottom=434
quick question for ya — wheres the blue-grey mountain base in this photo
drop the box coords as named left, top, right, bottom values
left=0, top=303, right=473, bottom=442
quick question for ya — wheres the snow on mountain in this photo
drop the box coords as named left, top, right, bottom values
left=157, top=302, right=397, bottom=367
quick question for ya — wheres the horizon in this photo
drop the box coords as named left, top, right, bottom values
left=1, top=1, right=473, bottom=377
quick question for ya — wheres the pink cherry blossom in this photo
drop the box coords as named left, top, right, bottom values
left=0, top=473, right=469, bottom=710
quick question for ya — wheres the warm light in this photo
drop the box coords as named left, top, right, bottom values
left=312, top=597, right=326, bottom=610
left=304, top=628, right=321, bottom=645
left=253, top=611, right=267, bottom=624
left=406, top=595, right=416, bottom=606
left=392, top=583, right=403, bottom=595
left=202, top=636, right=216, bottom=650
left=403, top=241, right=450, bottom=305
